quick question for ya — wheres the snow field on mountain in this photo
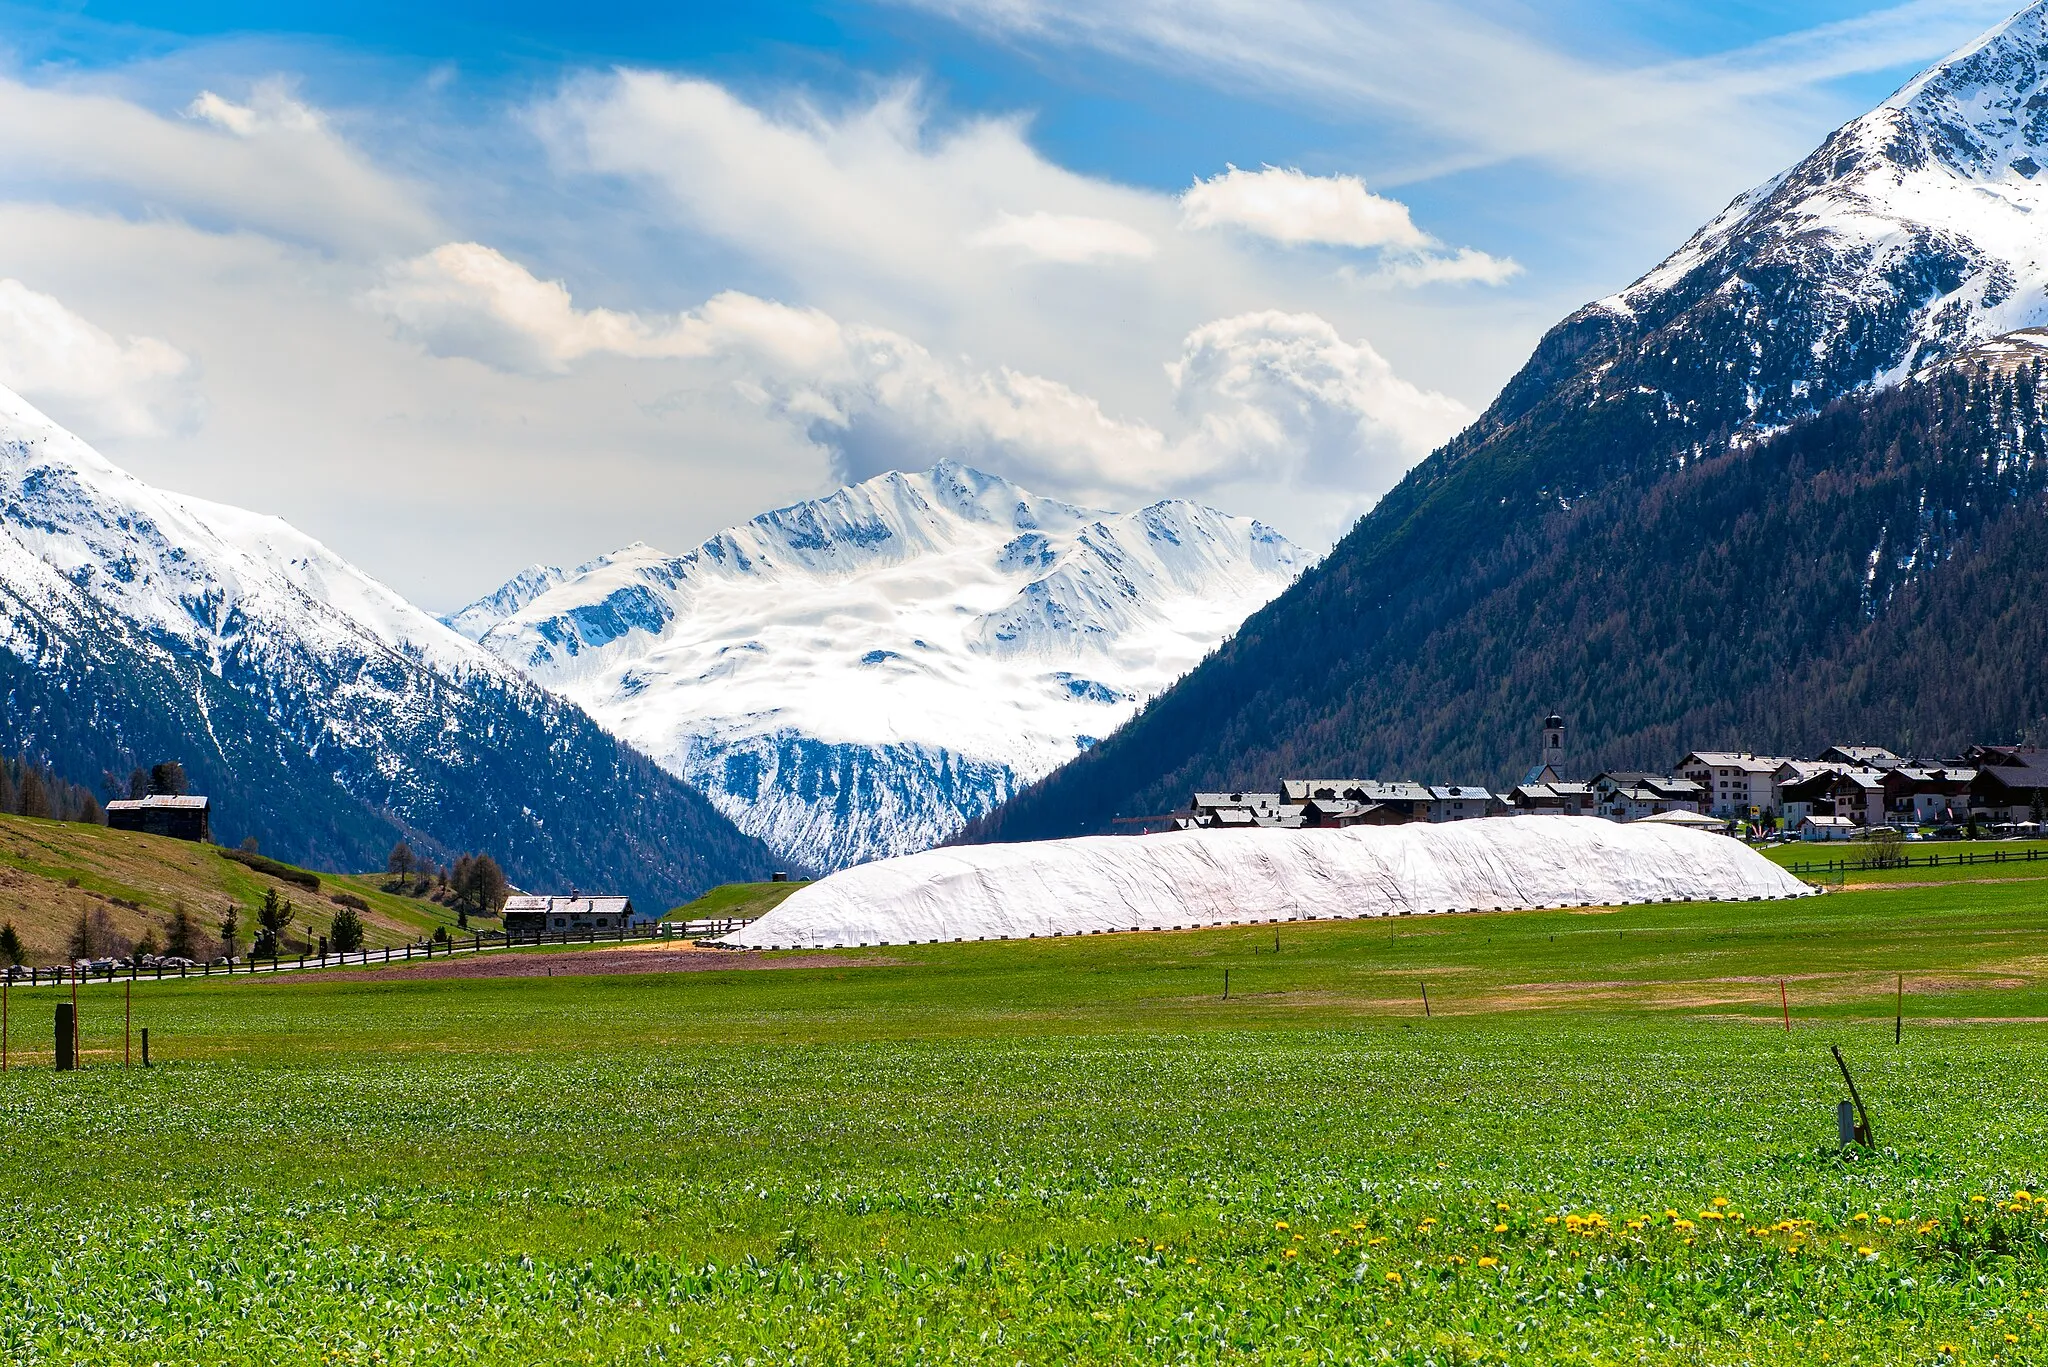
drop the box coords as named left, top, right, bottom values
left=721, top=817, right=1815, bottom=949
left=456, top=463, right=1300, bottom=869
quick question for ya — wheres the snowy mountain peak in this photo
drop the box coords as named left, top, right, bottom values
left=1884, top=1, right=2048, bottom=177
left=1582, top=3, right=2048, bottom=421
left=454, top=464, right=1302, bottom=870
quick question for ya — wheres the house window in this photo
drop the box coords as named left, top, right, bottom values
left=552, top=918, right=566, bottom=928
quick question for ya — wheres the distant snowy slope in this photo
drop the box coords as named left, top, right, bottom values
left=452, top=463, right=1301, bottom=870
left=440, top=563, right=566, bottom=640
left=0, top=384, right=779, bottom=904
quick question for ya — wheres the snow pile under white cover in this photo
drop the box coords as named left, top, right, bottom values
left=720, top=817, right=1815, bottom=949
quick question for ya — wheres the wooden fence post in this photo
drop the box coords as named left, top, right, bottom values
left=55, top=1002, right=74, bottom=1071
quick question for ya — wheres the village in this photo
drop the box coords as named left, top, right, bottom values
left=1174, top=715, right=2048, bottom=841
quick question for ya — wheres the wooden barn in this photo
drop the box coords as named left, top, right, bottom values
left=105, top=794, right=212, bottom=843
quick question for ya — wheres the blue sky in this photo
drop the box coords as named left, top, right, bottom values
left=0, top=0, right=2023, bottom=604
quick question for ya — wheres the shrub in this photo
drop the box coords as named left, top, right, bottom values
left=331, top=891, right=370, bottom=912
left=218, top=848, right=321, bottom=891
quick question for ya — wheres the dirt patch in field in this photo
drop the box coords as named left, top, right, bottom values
left=302, top=946, right=882, bottom=983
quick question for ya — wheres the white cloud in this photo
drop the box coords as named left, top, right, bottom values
left=1179, top=164, right=1518, bottom=286
left=1170, top=311, right=1471, bottom=490
left=1181, top=165, right=1428, bottom=250
left=367, top=242, right=710, bottom=373
left=892, top=0, right=2017, bottom=196
left=184, top=82, right=326, bottom=138
left=0, top=73, right=434, bottom=254
left=367, top=242, right=1468, bottom=501
left=1347, top=248, right=1523, bottom=289
left=967, top=210, right=1156, bottom=262
left=0, top=278, right=195, bottom=438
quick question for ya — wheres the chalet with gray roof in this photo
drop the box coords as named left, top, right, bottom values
left=501, top=893, right=636, bottom=935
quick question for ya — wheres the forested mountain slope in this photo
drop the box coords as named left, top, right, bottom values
left=966, top=353, right=2048, bottom=841
left=964, top=7, right=2048, bottom=842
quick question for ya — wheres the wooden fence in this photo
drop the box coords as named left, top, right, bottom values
left=1786, top=847, right=2047, bottom=876
left=2, top=916, right=750, bottom=988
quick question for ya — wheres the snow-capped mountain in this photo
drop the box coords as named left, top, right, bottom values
left=1503, top=1, right=2048, bottom=443
left=450, top=463, right=1301, bottom=870
left=0, top=383, right=778, bottom=904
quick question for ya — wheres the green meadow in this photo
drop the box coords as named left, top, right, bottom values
left=4, top=867, right=2048, bottom=1363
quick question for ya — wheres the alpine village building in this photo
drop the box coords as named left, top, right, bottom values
left=1174, top=717, right=2048, bottom=839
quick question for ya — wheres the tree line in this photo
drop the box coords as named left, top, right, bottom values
left=385, top=841, right=509, bottom=927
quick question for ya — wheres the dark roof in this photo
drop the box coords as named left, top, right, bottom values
left=105, top=795, right=209, bottom=811
left=1543, top=714, right=1564, bottom=728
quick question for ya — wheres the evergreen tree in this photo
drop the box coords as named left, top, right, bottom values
left=148, top=761, right=190, bottom=797
left=328, top=903, right=365, bottom=952
left=134, top=926, right=163, bottom=959
left=254, top=886, right=295, bottom=958
left=217, top=905, right=242, bottom=961
left=0, top=921, right=23, bottom=966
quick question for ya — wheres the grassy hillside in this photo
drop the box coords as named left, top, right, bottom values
left=0, top=811, right=469, bottom=962
left=663, top=878, right=810, bottom=922
left=6, top=863, right=2048, bottom=1360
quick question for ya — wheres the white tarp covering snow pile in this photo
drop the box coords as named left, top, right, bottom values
left=719, top=817, right=1815, bottom=949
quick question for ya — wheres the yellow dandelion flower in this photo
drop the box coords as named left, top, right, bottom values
left=1852, top=1212, right=1869, bottom=1224
left=1448, top=1254, right=1467, bottom=1265
left=2008, top=1334, right=2021, bottom=1344
left=1351, top=1222, right=1366, bottom=1231
left=1974, top=1196, right=1989, bottom=1204
left=1368, top=1236, right=1387, bottom=1247
left=1419, top=1217, right=1438, bottom=1228
left=1275, top=1221, right=1290, bottom=1230
left=1496, top=1202, right=1511, bottom=1211
left=1857, top=1246, right=1875, bottom=1257
left=1712, top=1197, right=1729, bottom=1208
left=1674, top=1219, right=1695, bottom=1231
left=1478, top=1256, right=1498, bottom=1268
left=1544, top=1216, right=1559, bottom=1226
left=1283, top=1248, right=1298, bottom=1259
left=1185, top=1257, right=1198, bottom=1266
left=1384, top=1271, right=1402, bottom=1284
left=1494, top=1224, right=1508, bottom=1233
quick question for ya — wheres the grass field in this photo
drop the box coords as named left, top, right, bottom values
left=4, top=864, right=2047, bottom=1362
left=664, top=878, right=811, bottom=922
